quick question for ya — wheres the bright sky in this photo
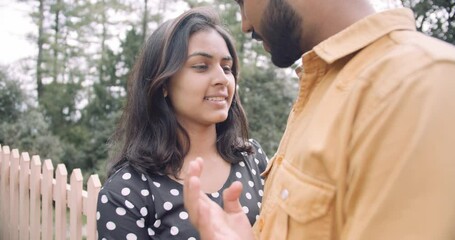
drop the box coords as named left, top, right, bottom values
left=0, top=0, right=398, bottom=65
left=0, top=0, right=189, bottom=66
left=0, top=0, right=36, bottom=65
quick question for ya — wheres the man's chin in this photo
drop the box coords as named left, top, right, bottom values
left=271, top=54, right=296, bottom=68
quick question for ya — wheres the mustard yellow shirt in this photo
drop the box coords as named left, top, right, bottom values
left=254, top=8, right=455, bottom=240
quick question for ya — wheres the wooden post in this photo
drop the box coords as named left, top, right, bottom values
left=0, top=146, right=11, bottom=240
left=70, top=169, right=83, bottom=240
left=10, top=149, right=20, bottom=240
left=86, top=175, right=101, bottom=240
left=42, top=159, right=54, bottom=240
left=30, top=156, right=42, bottom=240
left=55, top=164, right=68, bottom=240
left=19, top=152, right=31, bottom=240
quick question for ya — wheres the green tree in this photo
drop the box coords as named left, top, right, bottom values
left=401, top=0, right=455, bottom=44
left=0, top=66, right=63, bottom=164
left=118, top=27, right=144, bottom=84
left=0, top=66, right=24, bottom=123
left=239, top=65, right=297, bottom=154
left=35, top=0, right=45, bottom=101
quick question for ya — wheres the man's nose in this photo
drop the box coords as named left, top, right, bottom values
left=240, top=11, right=253, bottom=33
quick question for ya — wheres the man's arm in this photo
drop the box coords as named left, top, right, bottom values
left=343, top=62, right=455, bottom=239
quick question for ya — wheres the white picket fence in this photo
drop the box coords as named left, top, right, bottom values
left=0, top=145, right=101, bottom=240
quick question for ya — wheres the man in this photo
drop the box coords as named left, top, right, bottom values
left=184, top=0, right=455, bottom=239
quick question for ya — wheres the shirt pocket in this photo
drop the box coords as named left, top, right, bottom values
left=260, top=160, right=336, bottom=240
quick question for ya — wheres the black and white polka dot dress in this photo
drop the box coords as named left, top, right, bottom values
left=97, top=139, right=268, bottom=240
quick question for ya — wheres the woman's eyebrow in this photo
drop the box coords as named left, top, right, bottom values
left=188, top=51, right=213, bottom=59
left=188, top=51, right=232, bottom=61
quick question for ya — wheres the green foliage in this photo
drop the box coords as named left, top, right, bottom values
left=401, top=0, right=455, bottom=44
left=0, top=109, right=64, bottom=165
left=118, top=27, right=144, bottom=82
left=0, top=67, right=25, bottom=122
left=239, top=65, right=297, bottom=155
left=0, top=67, right=63, bottom=165
left=40, top=81, right=81, bottom=137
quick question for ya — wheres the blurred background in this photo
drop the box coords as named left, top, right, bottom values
left=0, top=0, right=453, bottom=182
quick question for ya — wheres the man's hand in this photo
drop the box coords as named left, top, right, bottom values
left=183, top=157, right=255, bottom=240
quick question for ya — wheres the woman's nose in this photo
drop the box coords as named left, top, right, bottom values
left=213, top=66, right=231, bottom=86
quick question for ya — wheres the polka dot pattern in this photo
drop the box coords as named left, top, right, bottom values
left=126, top=233, right=137, bottom=240
left=170, top=189, right=179, bottom=196
left=141, top=189, right=149, bottom=196
left=122, top=173, right=131, bottom=180
left=163, top=201, right=173, bottom=210
left=140, top=207, right=148, bottom=216
left=170, top=226, right=179, bottom=235
left=136, top=218, right=145, bottom=228
left=125, top=200, right=134, bottom=209
left=248, top=181, right=254, bottom=187
left=116, top=207, right=126, bottom=216
left=179, top=211, right=189, bottom=220
left=96, top=138, right=269, bottom=240
left=106, top=221, right=116, bottom=230
left=121, top=187, right=130, bottom=196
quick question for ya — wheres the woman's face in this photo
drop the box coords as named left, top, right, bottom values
left=167, top=29, right=236, bottom=130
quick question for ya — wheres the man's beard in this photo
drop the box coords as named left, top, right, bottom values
left=260, top=0, right=303, bottom=68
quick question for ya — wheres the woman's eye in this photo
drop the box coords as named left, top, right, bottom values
left=223, top=65, right=232, bottom=73
left=192, top=64, right=208, bottom=71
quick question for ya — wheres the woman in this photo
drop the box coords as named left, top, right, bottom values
left=96, top=7, right=268, bottom=240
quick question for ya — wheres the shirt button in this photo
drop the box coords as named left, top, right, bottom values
left=281, top=189, right=289, bottom=200
left=276, top=156, right=283, bottom=165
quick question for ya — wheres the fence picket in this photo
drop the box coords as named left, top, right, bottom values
left=0, top=147, right=101, bottom=240
left=19, top=152, right=31, bottom=240
left=10, top=149, right=20, bottom=240
left=30, top=156, right=42, bottom=240
left=1, top=146, right=11, bottom=240
left=86, top=175, right=101, bottom=240
left=70, top=169, right=83, bottom=240
left=42, top=159, right=54, bottom=240
left=55, top=164, right=68, bottom=240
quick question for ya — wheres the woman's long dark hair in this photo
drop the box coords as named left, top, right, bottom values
left=107, top=7, right=252, bottom=178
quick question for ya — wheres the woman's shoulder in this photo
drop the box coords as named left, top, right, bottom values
left=101, top=164, right=149, bottom=193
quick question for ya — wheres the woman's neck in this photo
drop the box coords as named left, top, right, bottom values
left=185, top=124, right=219, bottom=159
left=174, top=124, right=232, bottom=193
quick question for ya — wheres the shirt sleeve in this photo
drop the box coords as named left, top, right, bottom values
left=344, top=62, right=455, bottom=239
left=97, top=169, right=155, bottom=240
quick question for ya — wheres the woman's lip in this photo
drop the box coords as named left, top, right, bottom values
left=204, top=96, right=228, bottom=101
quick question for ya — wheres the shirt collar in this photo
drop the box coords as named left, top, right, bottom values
left=312, top=8, right=416, bottom=65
